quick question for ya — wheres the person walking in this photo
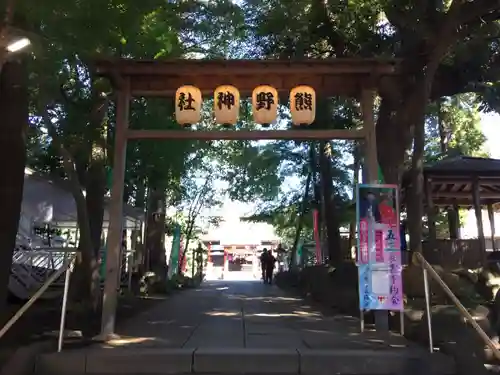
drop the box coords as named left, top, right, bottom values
left=260, top=248, right=270, bottom=283
left=265, top=251, right=277, bottom=284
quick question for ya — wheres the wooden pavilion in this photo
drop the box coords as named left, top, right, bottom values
left=405, top=156, right=500, bottom=268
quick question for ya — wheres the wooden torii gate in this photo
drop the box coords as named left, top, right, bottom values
left=93, top=57, right=400, bottom=339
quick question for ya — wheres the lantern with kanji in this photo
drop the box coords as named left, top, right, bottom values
left=290, top=86, right=316, bottom=126
left=175, top=85, right=202, bottom=127
left=252, top=85, right=278, bottom=127
left=214, top=85, right=240, bottom=126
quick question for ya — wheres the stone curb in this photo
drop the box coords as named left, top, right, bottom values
left=35, top=347, right=456, bottom=374
left=0, top=340, right=55, bottom=375
left=194, top=348, right=298, bottom=374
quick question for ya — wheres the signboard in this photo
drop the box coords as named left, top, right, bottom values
left=356, top=184, right=403, bottom=311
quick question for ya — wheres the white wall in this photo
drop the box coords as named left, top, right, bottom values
left=201, top=201, right=278, bottom=245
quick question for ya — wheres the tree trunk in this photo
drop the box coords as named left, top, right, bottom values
left=75, top=159, right=106, bottom=324
left=376, top=99, right=410, bottom=185
left=437, top=100, right=458, bottom=239
left=438, top=99, right=447, bottom=155
left=49, top=146, right=101, bottom=316
left=318, top=141, right=342, bottom=265
left=85, top=160, right=106, bottom=257
left=376, top=5, right=475, bottom=260
left=179, top=224, right=194, bottom=274
left=376, top=43, right=452, bottom=186
left=309, top=143, right=323, bottom=238
left=291, top=171, right=312, bottom=267
left=40, top=107, right=102, bottom=320
left=70, top=194, right=101, bottom=317
left=0, top=59, right=27, bottom=313
left=407, top=111, right=426, bottom=253
left=146, top=186, right=167, bottom=281
left=448, top=206, right=460, bottom=239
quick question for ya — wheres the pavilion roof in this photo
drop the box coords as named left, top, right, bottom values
left=403, top=156, right=500, bottom=208
left=425, top=156, right=500, bottom=177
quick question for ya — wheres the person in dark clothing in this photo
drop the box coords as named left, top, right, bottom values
left=400, top=220, right=408, bottom=252
left=359, top=191, right=381, bottom=223
left=265, top=251, right=277, bottom=284
left=260, top=248, right=269, bottom=283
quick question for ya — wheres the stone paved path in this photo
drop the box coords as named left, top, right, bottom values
left=108, top=272, right=411, bottom=350
left=37, top=272, right=456, bottom=374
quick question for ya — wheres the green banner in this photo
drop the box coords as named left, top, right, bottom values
left=167, top=224, right=181, bottom=279
left=297, top=240, right=303, bottom=267
left=378, top=166, right=385, bottom=184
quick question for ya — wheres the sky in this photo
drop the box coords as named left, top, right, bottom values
left=481, top=112, right=500, bottom=158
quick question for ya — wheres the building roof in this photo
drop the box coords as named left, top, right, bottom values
left=425, top=156, right=500, bottom=177
left=23, top=168, right=144, bottom=224
left=402, top=156, right=500, bottom=208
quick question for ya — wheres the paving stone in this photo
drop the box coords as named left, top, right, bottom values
left=298, top=349, right=455, bottom=375
left=2, top=341, right=55, bottom=375
left=36, top=350, right=86, bottom=374
left=193, top=348, right=300, bottom=374
left=85, top=348, right=194, bottom=374
left=245, top=333, right=306, bottom=349
left=32, top=278, right=455, bottom=375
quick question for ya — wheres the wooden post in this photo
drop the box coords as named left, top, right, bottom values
left=361, top=89, right=388, bottom=332
left=488, top=203, right=496, bottom=252
left=362, top=90, right=378, bottom=183
left=472, top=178, right=486, bottom=263
left=425, top=176, right=437, bottom=247
left=453, top=204, right=461, bottom=239
left=448, top=205, right=460, bottom=240
left=100, top=78, right=130, bottom=339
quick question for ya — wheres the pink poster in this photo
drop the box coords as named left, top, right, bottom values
left=380, top=197, right=400, bottom=251
left=357, top=184, right=403, bottom=311
left=375, top=229, right=384, bottom=263
left=358, top=219, right=368, bottom=264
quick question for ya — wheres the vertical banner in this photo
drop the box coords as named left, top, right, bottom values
left=296, top=239, right=303, bottom=267
left=180, top=239, right=188, bottom=273
left=356, top=184, right=403, bottom=311
left=312, top=209, right=322, bottom=264
left=168, top=224, right=181, bottom=279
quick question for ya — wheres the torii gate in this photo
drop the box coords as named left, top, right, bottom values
left=93, top=57, right=400, bottom=339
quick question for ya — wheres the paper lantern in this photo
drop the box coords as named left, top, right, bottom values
left=289, top=86, right=316, bottom=126
left=252, top=85, right=278, bottom=127
left=175, top=85, right=202, bottom=127
left=214, top=85, right=240, bottom=126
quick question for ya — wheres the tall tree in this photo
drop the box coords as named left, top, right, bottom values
left=242, top=0, right=500, bottom=254
left=0, top=59, right=28, bottom=312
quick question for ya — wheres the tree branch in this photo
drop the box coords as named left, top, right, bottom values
left=457, top=0, right=500, bottom=25
left=424, top=0, right=464, bottom=70
left=0, top=0, right=15, bottom=35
